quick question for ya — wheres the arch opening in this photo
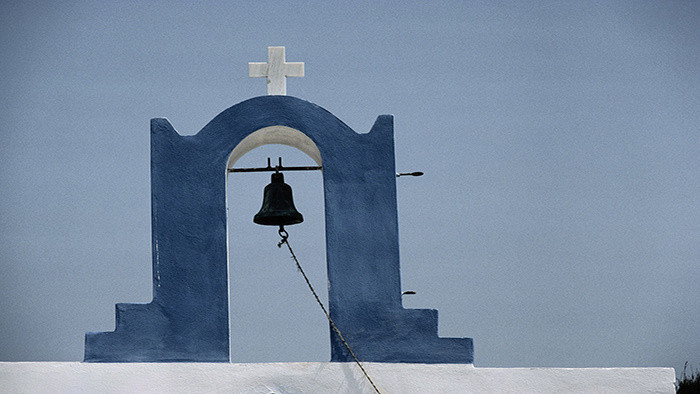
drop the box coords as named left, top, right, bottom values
left=226, top=137, right=329, bottom=362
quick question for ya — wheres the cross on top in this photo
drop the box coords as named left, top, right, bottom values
left=249, top=46, right=304, bottom=95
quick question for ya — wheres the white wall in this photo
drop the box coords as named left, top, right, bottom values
left=0, top=362, right=675, bottom=393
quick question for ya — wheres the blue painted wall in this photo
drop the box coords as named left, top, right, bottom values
left=84, top=96, right=473, bottom=363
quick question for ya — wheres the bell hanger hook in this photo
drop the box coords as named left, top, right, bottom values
left=277, top=226, right=289, bottom=247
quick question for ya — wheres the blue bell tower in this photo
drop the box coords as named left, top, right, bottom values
left=85, top=47, right=473, bottom=364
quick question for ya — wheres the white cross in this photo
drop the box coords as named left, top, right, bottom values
left=249, top=46, right=304, bottom=95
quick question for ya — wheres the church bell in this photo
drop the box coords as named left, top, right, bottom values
left=253, top=172, right=304, bottom=226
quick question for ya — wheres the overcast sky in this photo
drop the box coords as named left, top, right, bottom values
left=1, top=1, right=697, bottom=376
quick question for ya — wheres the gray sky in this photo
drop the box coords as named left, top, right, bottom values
left=1, top=1, right=697, bottom=375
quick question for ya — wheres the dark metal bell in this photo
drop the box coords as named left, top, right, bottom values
left=253, top=172, right=304, bottom=226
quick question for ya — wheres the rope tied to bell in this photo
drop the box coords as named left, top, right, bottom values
left=277, top=225, right=381, bottom=394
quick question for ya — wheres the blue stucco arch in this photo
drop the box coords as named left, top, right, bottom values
left=85, top=95, right=473, bottom=363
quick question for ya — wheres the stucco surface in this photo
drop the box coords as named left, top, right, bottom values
left=0, top=362, right=675, bottom=393
left=84, top=96, right=472, bottom=363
